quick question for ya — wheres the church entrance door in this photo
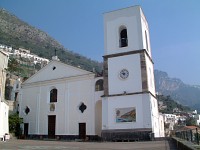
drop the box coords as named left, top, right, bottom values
left=24, top=123, right=29, bottom=138
left=79, top=123, right=86, bottom=140
left=48, top=115, right=56, bottom=139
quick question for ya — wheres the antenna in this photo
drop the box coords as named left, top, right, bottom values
left=54, top=49, right=57, bottom=56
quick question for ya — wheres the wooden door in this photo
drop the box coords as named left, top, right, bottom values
left=24, top=123, right=29, bottom=138
left=79, top=123, right=86, bottom=139
left=48, top=115, right=56, bottom=139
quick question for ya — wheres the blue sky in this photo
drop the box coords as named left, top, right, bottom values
left=1, top=0, right=200, bottom=85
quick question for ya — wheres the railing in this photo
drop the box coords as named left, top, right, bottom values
left=175, top=128, right=200, bottom=145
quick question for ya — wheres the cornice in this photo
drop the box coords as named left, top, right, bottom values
left=22, top=73, right=95, bottom=88
left=101, top=90, right=156, bottom=99
left=103, top=49, right=153, bottom=64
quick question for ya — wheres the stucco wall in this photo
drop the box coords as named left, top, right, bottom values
left=145, top=54, right=156, bottom=95
left=104, top=6, right=148, bottom=55
left=102, top=94, right=152, bottom=130
left=0, top=51, right=9, bottom=138
left=108, top=54, right=142, bottom=95
left=0, top=101, right=9, bottom=138
left=140, top=11, right=152, bottom=57
left=0, top=51, right=8, bottom=101
left=20, top=75, right=97, bottom=136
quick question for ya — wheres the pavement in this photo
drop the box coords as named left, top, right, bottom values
left=0, top=139, right=177, bottom=150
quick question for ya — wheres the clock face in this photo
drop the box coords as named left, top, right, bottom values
left=119, top=69, right=129, bottom=79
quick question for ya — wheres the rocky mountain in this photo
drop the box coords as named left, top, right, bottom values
left=0, top=8, right=102, bottom=72
left=155, top=70, right=200, bottom=111
left=1, top=8, right=200, bottom=111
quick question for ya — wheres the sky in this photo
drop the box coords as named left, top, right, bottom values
left=0, top=0, right=200, bottom=85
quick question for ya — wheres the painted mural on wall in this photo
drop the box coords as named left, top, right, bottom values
left=116, top=107, right=136, bottom=123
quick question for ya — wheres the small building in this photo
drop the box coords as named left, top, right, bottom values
left=163, top=114, right=177, bottom=129
left=0, top=50, right=9, bottom=140
left=11, top=48, right=49, bottom=65
left=0, top=44, right=12, bottom=52
left=163, top=114, right=177, bottom=136
left=193, top=114, right=200, bottom=126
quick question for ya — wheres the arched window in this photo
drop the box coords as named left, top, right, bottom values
left=119, top=27, right=128, bottom=48
left=50, top=88, right=57, bottom=102
left=95, top=79, right=104, bottom=91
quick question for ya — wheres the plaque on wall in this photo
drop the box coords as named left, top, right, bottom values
left=116, top=107, right=136, bottom=123
left=50, top=103, right=55, bottom=111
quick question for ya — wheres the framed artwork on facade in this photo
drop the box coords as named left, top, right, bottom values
left=116, top=107, right=136, bottom=123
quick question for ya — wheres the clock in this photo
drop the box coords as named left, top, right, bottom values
left=119, top=69, right=129, bottom=79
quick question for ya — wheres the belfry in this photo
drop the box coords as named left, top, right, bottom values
left=101, top=6, right=164, bottom=140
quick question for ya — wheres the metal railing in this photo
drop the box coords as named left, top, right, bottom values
left=175, top=128, right=200, bottom=145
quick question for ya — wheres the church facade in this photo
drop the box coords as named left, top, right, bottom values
left=19, top=6, right=164, bottom=141
left=19, top=58, right=103, bottom=140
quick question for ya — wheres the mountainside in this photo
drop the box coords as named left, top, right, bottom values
left=1, top=8, right=200, bottom=111
left=155, top=70, right=200, bottom=111
left=0, top=8, right=102, bottom=72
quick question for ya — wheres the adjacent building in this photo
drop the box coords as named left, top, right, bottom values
left=12, top=48, right=49, bottom=65
left=0, top=50, right=9, bottom=140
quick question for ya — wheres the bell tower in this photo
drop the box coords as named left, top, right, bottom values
left=104, top=6, right=152, bottom=56
left=102, top=6, right=164, bottom=141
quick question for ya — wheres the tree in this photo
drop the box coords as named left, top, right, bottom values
left=7, top=57, right=20, bottom=73
left=9, top=113, right=23, bottom=137
left=186, top=117, right=196, bottom=126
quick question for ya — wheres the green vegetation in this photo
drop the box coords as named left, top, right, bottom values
left=157, top=95, right=191, bottom=114
left=0, top=8, right=102, bottom=73
left=7, top=57, right=19, bottom=73
left=185, top=117, right=196, bottom=126
left=7, top=57, right=35, bottom=78
left=9, top=113, right=23, bottom=137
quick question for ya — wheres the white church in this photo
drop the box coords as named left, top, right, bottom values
left=18, top=6, right=164, bottom=141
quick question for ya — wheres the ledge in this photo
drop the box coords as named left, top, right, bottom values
left=172, top=137, right=200, bottom=150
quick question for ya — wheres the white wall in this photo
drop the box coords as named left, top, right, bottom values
left=108, top=54, right=142, bottom=95
left=0, top=51, right=8, bottom=101
left=102, top=94, right=152, bottom=130
left=102, top=91, right=165, bottom=137
left=140, top=11, right=152, bottom=57
left=104, top=6, right=149, bottom=55
left=145, top=54, right=156, bottom=95
left=95, top=98, right=102, bottom=136
left=0, top=51, right=9, bottom=139
left=0, top=101, right=9, bottom=138
left=94, top=77, right=103, bottom=136
left=149, top=96, right=165, bottom=137
left=196, top=115, right=200, bottom=126
left=20, top=74, right=97, bottom=136
left=158, top=114, right=165, bottom=137
left=11, top=78, right=21, bottom=101
left=25, top=61, right=92, bottom=84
